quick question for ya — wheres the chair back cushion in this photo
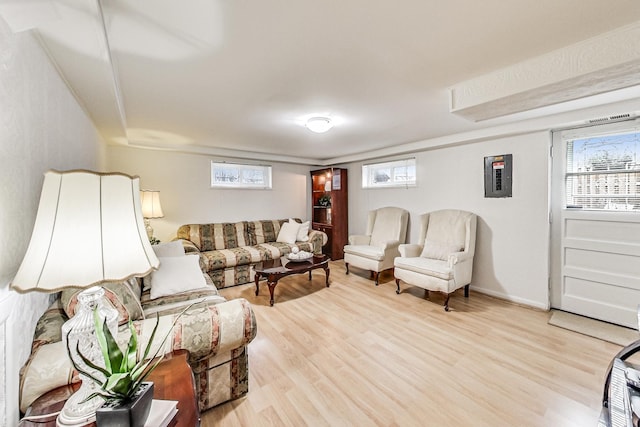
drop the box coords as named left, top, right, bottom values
left=424, top=210, right=472, bottom=250
left=369, top=207, right=409, bottom=247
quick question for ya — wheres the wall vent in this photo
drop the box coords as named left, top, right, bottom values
left=587, top=113, right=633, bottom=124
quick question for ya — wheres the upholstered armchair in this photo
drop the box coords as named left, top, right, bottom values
left=394, top=209, right=477, bottom=311
left=344, top=207, right=409, bottom=285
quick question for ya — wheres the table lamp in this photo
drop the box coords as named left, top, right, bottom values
left=139, top=190, right=164, bottom=241
left=11, top=170, right=159, bottom=426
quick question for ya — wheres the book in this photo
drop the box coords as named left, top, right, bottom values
left=144, top=399, right=178, bottom=427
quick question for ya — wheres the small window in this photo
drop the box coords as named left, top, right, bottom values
left=211, top=162, right=272, bottom=189
left=362, top=158, right=416, bottom=188
left=565, top=131, right=640, bottom=210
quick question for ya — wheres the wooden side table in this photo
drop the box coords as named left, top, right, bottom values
left=19, top=350, right=199, bottom=427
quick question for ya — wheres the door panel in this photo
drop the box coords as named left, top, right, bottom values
left=550, top=119, right=640, bottom=328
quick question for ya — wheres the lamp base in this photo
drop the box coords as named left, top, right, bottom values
left=56, top=409, right=97, bottom=427
left=144, top=218, right=154, bottom=240
left=56, top=286, right=118, bottom=427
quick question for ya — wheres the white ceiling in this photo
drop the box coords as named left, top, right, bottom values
left=5, top=0, right=640, bottom=164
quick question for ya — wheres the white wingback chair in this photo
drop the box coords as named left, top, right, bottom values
left=394, top=209, right=477, bottom=311
left=344, top=207, right=409, bottom=285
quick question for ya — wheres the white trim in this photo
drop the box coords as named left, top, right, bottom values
left=0, top=288, right=15, bottom=325
left=471, top=286, right=550, bottom=311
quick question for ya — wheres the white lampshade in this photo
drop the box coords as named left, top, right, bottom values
left=306, top=117, right=333, bottom=133
left=140, top=190, right=164, bottom=219
left=10, top=170, right=160, bottom=293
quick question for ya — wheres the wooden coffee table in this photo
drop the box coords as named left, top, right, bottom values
left=254, top=254, right=330, bottom=306
left=18, top=350, right=199, bottom=427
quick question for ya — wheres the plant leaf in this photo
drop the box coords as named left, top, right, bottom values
left=74, top=341, right=111, bottom=379
left=141, top=312, right=161, bottom=362
left=99, top=315, right=124, bottom=373
left=105, top=372, right=134, bottom=397
left=65, top=340, right=109, bottom=385
left=93, top=308, right=111, bottom=373
left=125, top=321, right=138, bottom=372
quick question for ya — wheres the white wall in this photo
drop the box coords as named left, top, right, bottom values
left=347, top=131, right=551, bottom=309
left=106, top=146, right=312, bottom=242
left=0, top=17, right=103, bottom=426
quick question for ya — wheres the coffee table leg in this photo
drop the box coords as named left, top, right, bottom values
left=267, top=280, right=278, bottom=306
left=324, top=265, right=330, bottom=287
left=254, top=273, right=261, bottom=296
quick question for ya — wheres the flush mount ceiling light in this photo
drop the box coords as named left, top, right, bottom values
left=305, top=116, right=333, bottom=133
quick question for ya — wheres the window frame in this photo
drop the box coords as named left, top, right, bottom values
left=563, top=126, right=640, bottom=212
left=361, top=158, right=417, bottom=189
left=210, top=161, right=273, bottom=190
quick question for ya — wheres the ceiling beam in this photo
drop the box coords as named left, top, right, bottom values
left=449, top=22, right=640, bottom=121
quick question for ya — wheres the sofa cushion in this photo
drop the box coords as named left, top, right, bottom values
left=276, top=221, right=300, bottom=244
left=247, top=219, right=284, bottom=245
left=60, top=279, right=144, bottom=325
left=149, top=255, right=210, bottom=300
left=200, top=246, right=266, bottom=271
left=177, top=222, right=249, bottom=251
left=425, top=210, right=468, bottom=250
left=343, top=244, right=385, bottom=261
left=152, top=239, right=186, bottom=257
left=141, top=274, right=225, bottom=317
left=394, top=257, right=453, bottom=280
left=289, top=218, right=310, bottom=242
left=31, top=299, right=67, bottom=350
left=420, top=241, right=462, bottom=261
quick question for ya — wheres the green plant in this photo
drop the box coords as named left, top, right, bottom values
left=67, top=306, right=188, bottom=404
left=318, top=194, right=331, bottom=207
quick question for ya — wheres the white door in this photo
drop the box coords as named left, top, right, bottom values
left=550, top=118, right=640, bottom=328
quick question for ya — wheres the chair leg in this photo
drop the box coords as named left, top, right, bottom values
left=395, top=279, right=401, bottom=294
left=373, top=271, right=380, bottom=286
left=345, top=263, right=349, bottom=274
left=464, top=284, right=470, bottom=298
left=444, top=293, right=451, bottom=312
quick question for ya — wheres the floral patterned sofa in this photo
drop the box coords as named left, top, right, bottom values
left=19, top=253, right=257, bottom=414
left=176, top=218, right=328, bottom=288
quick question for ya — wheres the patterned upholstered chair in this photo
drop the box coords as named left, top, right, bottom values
left=394, top=209, right=477, bottom=311
left=343, top=207, right=409, bottom=285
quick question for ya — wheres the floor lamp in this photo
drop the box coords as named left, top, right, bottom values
left=11, top=170, right=159, bottom=426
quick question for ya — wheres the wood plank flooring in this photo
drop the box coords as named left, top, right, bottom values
left=202, top=261, right=624, bottom=427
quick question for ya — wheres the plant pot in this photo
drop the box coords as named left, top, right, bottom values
left=95, top=382, right=154, bottom=427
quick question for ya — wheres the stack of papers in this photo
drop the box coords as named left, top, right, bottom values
left=144, top=399, right=178, bottom=427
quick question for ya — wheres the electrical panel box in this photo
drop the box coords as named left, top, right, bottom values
left=484, top=154, right=512, bottom=198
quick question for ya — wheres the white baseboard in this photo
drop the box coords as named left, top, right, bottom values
left=470, top=286, right=550, bottom=311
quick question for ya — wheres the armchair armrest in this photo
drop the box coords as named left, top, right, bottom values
left=349, top=234, right=371, bottom=245
left=448, top=251, right=473, bottom=266
left=380, top=240, right=401, bottom=252
left=398, top=244, right=423, bottom=258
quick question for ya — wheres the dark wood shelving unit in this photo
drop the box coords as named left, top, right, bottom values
left=310, top=168, right=348, bottom=260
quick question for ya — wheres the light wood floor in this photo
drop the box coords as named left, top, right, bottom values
left=202, top=260, right=622, bottom=427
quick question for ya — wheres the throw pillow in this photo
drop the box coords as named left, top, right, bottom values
left=276, top=221, right=300, bottom=244
left=289, top=218, right=310, bottom=242
left=61, top=280, right=145, bottom=325
left=152, top=240, right=185, bottom=258
left=149, top=255, right=208, bottom=300
left=420, top=241, right=463, bottom=261
left=144, top=240, right=187, bottom=292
